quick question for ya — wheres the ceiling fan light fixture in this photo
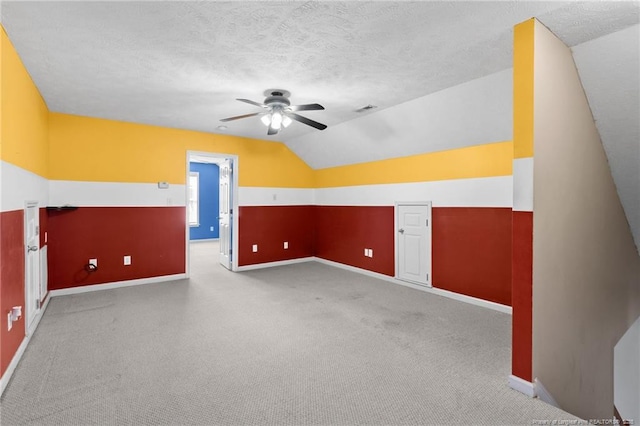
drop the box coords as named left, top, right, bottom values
left=271, top=111, right=283, bottom=130
left=221, top=90, right=327, bottom=135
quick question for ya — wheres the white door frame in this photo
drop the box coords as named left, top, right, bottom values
left=217, top=158, right=233, bottom=270
left=185, top=151, right=239, bottom=276
left=24, top=200, right=41, bottom=335
left=394, top=201, right=432, bottom=287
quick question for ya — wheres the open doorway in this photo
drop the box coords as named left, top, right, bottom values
left=186, top=151, right=239, bottom=275
left=188, top=159, right=220, bottom=242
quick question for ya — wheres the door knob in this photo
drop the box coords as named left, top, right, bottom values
left=398, top=228, right=404, bottom=234
left=28, top=245, right=38, bottom=252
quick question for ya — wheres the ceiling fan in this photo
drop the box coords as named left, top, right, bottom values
left=220, top=89, right=327, bottom=135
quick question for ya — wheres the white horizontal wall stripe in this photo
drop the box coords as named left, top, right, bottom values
left=49, top=180, right=187, bottom=207
left=238, top=187, right=315, bottom=206
left=4, top=172, right=513, bottom=210
left=513, top=157, right=534, bottom=212
left=1, top=160, right=49, bottom=212
left=315, top=176, right=513, bottom=207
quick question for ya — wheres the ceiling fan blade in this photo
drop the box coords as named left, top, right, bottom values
left=286, top=112, right=327, bottom=130
left=288, top=103, right=325, bottom=112
left=220, top=112, right=261, bottom=122
left=237, top=98, right=268, bottom=108
left=267, top=125, right=279, bottom=136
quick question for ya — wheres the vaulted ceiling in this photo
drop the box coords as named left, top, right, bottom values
left=0, top=1, right=635, bottom=147
left=1, top=1, right=638, bottom=248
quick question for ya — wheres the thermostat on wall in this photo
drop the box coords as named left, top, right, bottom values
left=157, top=182, right=169, bottom=189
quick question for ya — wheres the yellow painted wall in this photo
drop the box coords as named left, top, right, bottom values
left=0, top=27, right=49, bottom=177
left=0, top=27, right=3, bottom=153
left=315, top=141, right=513, bottom=188
left=49, top=111, right=511, bottom=188
left=513, top=19, right=535, bottom=159
left=0, top=24, right=511, bottom=190
left=50, top=111, right=511, bottom=189
left=48, top=113, right=315, bottom=188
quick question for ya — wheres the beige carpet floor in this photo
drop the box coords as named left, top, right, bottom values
left=0, top=241, right=578, bottom=425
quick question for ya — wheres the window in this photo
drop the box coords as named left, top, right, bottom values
left=188, top=171, right=199, bottom=226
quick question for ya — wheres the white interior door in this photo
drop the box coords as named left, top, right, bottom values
left=218, top=159, right=232, bottom=270
left=397, top=203, right=431, bottom=286
left=25, top=202, right=41, bottom=333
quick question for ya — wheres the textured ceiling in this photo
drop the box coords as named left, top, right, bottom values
left=1, top=1, right=638, bottom=247
left=1, top=1, right=636, bottom=151
left=572, top=24, right=640, bottom=252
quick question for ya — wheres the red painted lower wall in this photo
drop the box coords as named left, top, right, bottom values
left=2, top=202, right=517, bottom=379
left=41, top=204, right=514, bottom=304
left=238, top=206, right=315, bottom=266
left=1, top=210, right=26, bottom=377
left=314, top=206, right=513, bottom=306
left=315, top=206, right=395, bottom=276
left=47, top=207, right=186, bottom=289
left=432, top=207, right=512, bottom=306
left=512, top=211, right=533, bottom=381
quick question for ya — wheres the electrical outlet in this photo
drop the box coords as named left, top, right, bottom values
left=210, top=226, right=214, bottom=231
left=89, top=258, right=97, bottom=268
left=370, top=249, right=373, bottom=258
left=124, top=255, right=131, bottom=265
left=7, top=313, right=12, bottom=331
left=284, top=241, right=288, bottom=249
left=252, top=244, right=258, bottom=253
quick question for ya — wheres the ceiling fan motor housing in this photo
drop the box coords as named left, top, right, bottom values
left=264, top=90, right=291, bottom=108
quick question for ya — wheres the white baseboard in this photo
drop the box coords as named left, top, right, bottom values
left=509, top=374, right=536, bottom=397
left=1, top=294, right=51, bottom=396
left=313, top=257, right=512, bottom=314
left=49, top=273, right=188, bottom=297
left=534, top=378, right=560, bottom=407
left=236, top=257, right=314, bottom=271
left=397, top=279, right=512, bottom=314
left=314, top=257, right=395, bottom=281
